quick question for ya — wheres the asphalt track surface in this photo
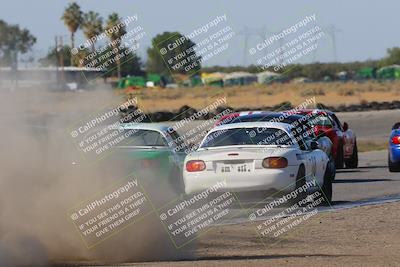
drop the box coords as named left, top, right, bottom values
left=337, top=109, right=400, bottom=141
left=213, top=150, right=400, bottom=226
left=331, top=150, right=399, bottom=202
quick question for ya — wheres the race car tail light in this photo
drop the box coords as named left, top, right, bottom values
left=262, top=157, right=288, bottom=169
left=391, top=135, right=400, bottom=145
left=186, top=160, right=206, bottom=172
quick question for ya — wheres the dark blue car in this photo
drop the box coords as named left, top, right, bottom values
left=389, top=122, right=400, bottom=172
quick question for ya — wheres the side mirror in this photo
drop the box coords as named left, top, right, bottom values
left=343, top=122, right=349, bottom=132
left=310, top=141, right=319, bottom=150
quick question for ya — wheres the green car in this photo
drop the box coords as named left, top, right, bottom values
left=113, top=123, right=187, bottom=195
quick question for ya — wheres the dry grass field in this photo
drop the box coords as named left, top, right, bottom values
left=8, top=81, right=398, bottom=115
left=129, top=81, right=400, bottom=112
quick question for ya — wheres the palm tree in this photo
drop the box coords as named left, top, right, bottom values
left=61, top=2, right=82, bottom=65
left=105, top=13, right=126, bottom=79
left=82, top=11, right=103, bottom=52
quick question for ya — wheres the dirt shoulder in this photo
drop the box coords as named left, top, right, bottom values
left=134, top=202, right=400, bottom=267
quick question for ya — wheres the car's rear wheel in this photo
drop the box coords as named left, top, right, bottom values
left=319, top=164, right=333, bottom=205
left=328, top=154, right=336, bottom=181
left=389, top=156, right=400, bottom=172
left=335, top=142, right=344, bottom=169
left=345, top=142, right=358, bottom=168
left=292, top=165, right=307, bottom=205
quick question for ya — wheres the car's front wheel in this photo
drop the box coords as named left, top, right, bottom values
left=345, top=142, right=358, bottom=168
left=328, top=154, right=336, bottom=181
left=335, top=142, right=344, bottom=169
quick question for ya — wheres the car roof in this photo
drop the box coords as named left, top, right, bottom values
left=231, top=112, right=305, bottom=122
left=290, top=109, right=333, bottom=115
left=392, top=122, right=400, bottom=130
left=210, top=121, right=294, bottom=133
left=118, top=123, right=171, bottom=133
left=216, top=111, right=269, bottom=124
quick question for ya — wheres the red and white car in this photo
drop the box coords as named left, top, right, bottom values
left=216, top=109, right=358, bottom=169
left=291, top=109, right=358, bottom=169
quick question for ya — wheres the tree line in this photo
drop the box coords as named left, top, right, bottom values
left=53, top=2, right=141, bottom=79
left=1, top=1, right=399, bottom=81
left=202, top=49, right=400, bottom=81
left=0, top=20, right=36, bottom=68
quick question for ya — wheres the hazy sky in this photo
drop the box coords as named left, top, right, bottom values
left=0, top=0, right=398, bottom=66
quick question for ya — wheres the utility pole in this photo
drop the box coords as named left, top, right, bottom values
left=324, top=25, right=341, bottom=62
left=59, top=36, right=65, bottom=88
left=55, top=35, right=65, bottom=89
left=12, top=50, right=18, bottom=89
left=239, top=26, right=250, bottom=66
left=55, top=36, right=59, bottom=88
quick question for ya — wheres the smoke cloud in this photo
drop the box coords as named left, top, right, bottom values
left=0, top=82, right=194, bottom=266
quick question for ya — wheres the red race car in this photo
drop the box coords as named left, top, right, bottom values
left=290, top=109, right=358, bottom=169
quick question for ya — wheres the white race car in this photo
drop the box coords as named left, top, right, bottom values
left=183, top=122, right=334, bottom=203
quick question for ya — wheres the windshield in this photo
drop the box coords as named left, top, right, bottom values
left=231, top=115, right=317, bottom=140
left=118, top=129, right=167, bottom=147
left=200, top=127, right=292, bottom=148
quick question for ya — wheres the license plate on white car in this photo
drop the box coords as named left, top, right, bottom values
left=218, top=163, right=252, bottom=173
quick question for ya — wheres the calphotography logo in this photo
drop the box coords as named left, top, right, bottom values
left=156, top=14, right=235, bottom=76
left=68, top=176, right=153, bottom=248
left=156, top=182, right=242, bottom=248
left=248, top=13, right=328, bottom=75
left=67, top=97, right=151, bottom=163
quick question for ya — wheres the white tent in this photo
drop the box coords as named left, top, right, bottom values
left=223, top=72, right=257, bottom=86
left=257, top=70, right=282, bottom=84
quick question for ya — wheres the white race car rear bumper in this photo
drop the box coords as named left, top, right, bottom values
left=183, top=166, right=299, bottom=195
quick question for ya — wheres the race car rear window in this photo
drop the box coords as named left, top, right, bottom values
left=393, top=122, right=400, bottom=130
left=201, top=127, right=293, bottom=148
left=232, top=115, right=317, bottom=139
left=118, top=129, right=167, bottom=147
